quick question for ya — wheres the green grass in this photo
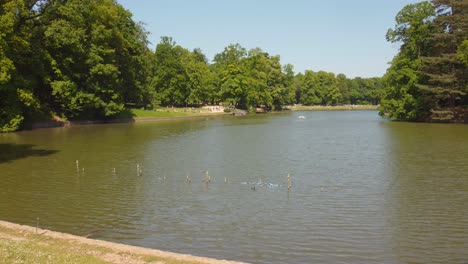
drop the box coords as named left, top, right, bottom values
left=126, top=108, right=227, bottom=119
left=133, top=108, right=223, bottom=118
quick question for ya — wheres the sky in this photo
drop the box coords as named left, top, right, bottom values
left=116, top=0, right=421, bottom=78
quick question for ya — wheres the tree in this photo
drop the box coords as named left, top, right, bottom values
left=43, top=0, right=152, bottom=119
left=337, top=73, right=351, bottom=104
left=243, top=50, right=283, bottom=110
left=0, top=0, right=50, bottom=131
left=212, top=44, right=247, bottom=107
left=418, top=0, right=468, bottom=108
left=319, top=72, right=341, bottom=105
left=293, top=73, right=304, bottom=103
left=213, top=44, right=247, bottom=66
left=458, top=39, right=468, bottom=66
left=379, top=1, right=436, bottom=121
left=219, top=63, right=247, bottom=107
left=299, top=70, right=342, bottom=106
left=278, top=63, right=296, bottom=108
left=151, top=37, right=187, bottom=106
left=151, top=37, right=212, bottom=106
left=1, top=0, right=153, bottom=131
left=300, top=71, right=322, bottom=105
left=185, top=49, right=212, bottom=105
left=381, top=0, right=468, bottom=121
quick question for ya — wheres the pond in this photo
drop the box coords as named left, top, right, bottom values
left=1, top=111, right=467, bottom=264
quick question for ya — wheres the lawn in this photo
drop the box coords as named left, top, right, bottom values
left=131, top=108, right=227, bottom=119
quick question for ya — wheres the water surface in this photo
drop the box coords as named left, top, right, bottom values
left=1, top=111, right=467, bottom=264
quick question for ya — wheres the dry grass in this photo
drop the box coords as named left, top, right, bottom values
left=0, top=221, right=247, bottom=264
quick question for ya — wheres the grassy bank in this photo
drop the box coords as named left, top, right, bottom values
left=130, top=108, right=228, bottom=119
left=291, top=104, right=379, bottom=111
left=27, top=107, right=234, bottom=130
left=0, top=221, right=247, bottom=264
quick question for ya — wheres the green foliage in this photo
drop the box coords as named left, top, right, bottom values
left=380, top=1, right=436, bottom=121
left=42, top=0, right=152, bottom=119
left=349, top=77, right=384, bottom=105
left=0, top=87, right=23, bottom=132
left=379, top=54, right=425, bottom=120
left=0, top=52, right=14, bottom=85
left=219, top=64, right=247, bottom=107
left=417, top=0, right=468, bottom=108
left=458, top=40, right=468, bottom=66
left=0, top=0, right=152, bottom=130
left=17, top=88, right=40, bottom=111
left=386, top=1, right=435, bottom=57
left=212, top=46, right=296, bottom=110
left=1, top=0, right=392, bottom=132
left=381, top=0, right=468, bottom=121
left=151, top=37, right=212, bottom=106
left=295, top=71, right=381, bottom=106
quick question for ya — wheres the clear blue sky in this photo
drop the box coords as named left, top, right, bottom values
left=117, top=0, right=420, bottom=78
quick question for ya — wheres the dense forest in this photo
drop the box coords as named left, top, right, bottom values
left=1, top=0, right=466, bottom=132
left=379, top=0, right=468, bottom=121
left=0, top=0, right=383, bottom=132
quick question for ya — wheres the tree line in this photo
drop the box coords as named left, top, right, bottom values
left=380, top=0, right=468, bottom=121
left=153, top=39, right=383, bottom=110
left=1, top=0, right=383, bottom=132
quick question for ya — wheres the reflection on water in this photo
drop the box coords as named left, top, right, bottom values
left=382, top=122, right=468, bottom=264
left=0, top=143, right=59, bottom=164
left=0, top=112, right=467, bottom=264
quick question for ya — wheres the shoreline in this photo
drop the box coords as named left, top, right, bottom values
left=0, top=220, right=248, bottom=264
left=14, top=105, right=467, bottom=132
left=11, top=105, right=382, bottom=132
left=290, top=104, right=379, bottom=111
left=29, top=113, right=234, bottom=130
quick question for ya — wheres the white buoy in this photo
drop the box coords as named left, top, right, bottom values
left=186, top=175, right=191, bottom=183
left=76, top=160, right=79, bottom=172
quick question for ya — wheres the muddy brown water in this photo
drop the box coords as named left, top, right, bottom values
left=1, top=111, right=467, bottom=264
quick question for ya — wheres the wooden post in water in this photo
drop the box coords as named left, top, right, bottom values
left=287, top=174, right=292, bottom=190
left=203, top=170, right=210, bottom=191
left=137, top=163, right=142, bottom=176
left=76, top=160, right=79, bottom=172
left=205, top=170, right=211, bottom=183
